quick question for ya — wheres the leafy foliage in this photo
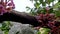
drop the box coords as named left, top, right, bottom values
left=26, top=0, right=60, bottom=16
left=26, top=0, right=60, bottom=34
left=39, top=28, right=50, bottom=34
left=0, top=21, right=12, bottom=34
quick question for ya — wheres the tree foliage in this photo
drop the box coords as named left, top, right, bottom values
left=26, top=0, right=60, bottom=17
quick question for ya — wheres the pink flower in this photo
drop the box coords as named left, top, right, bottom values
left=0, top=0, right=15, bottom=15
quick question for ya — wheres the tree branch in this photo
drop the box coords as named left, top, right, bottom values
left=0, top=10, right=41, bottom=27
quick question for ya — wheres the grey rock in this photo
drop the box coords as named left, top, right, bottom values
left=8, top=21, right=35, bottom=34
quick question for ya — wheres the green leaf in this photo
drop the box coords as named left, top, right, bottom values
left=2, top=23, right=6, bottom=27
left=55, top=11, right=60, bottom=17
left=46, top=0, right=54, bottom=4
left=39, top=28, right=50, bottom=34
left=34, top=0, right=38, bottom=2
left=4, top=31, right=8, bottom=34
left=37, top=31, right=41, bottom=34
left=49, top=8, right=53, bottom=13
left=39, top=0, right=43, bottom=4
left=53, top=2, right=60, bottom=9
left=42, top=2, right=46, bottom=6
left=34, top=2, right=40, bottom=8
left=26, top=6, right=31, bottom=11
left=1, top=21, right=11, bottom=31
left=58, top=0, right=60, bottom=2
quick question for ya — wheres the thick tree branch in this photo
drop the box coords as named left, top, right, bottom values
left=0, top=10, right=41, bottom=27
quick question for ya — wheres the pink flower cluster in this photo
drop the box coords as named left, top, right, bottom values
left=0, top=0, right=15, bottom=15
